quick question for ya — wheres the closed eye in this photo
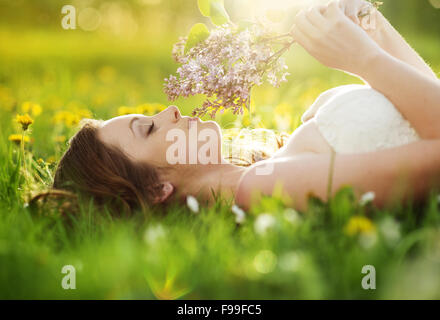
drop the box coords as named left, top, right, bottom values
left=147, top=121, right=155, bottom=135
left=139, top=121, right=154, bottom=137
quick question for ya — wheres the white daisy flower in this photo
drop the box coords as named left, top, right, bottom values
left=231, top=204, right=246, bottom=224
left=254, top=213, right=276, bottom=236
left=186, top=195, right=199, bottom=213
left=379, top=217, right=401, bottom=245
left=283, top=208, right=301, bottom=225
left=359, top=191, right=375, bottom=206
left=144, top=224, right=167, bottom=245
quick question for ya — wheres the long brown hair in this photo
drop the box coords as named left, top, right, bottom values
left=32, top=119, right=165, bottom=215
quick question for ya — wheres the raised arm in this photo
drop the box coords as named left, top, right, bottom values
left=291, top=1, right=440, bottom=139
left=367, top=13, right=437, bottom=79
left=236, top=139, right=440, bottom=211
left=339, top=0, right=437, bottom=79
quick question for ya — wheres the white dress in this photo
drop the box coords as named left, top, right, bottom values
left=303, top=85, right=420, bottom=154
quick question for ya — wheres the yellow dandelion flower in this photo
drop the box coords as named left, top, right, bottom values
left=53, top=109, right=92, bottom=127
left=15, top=114, right=34, bottom=131
left=8, top=134, right=30, bottom=145
left=46, top=156, right=56, bottom=165
left=117, top=104, right=166, bottom=116
left=21, top=101, right=42, bottom=117
left=37, top=158, right=45, bottom=165
left=117, top=106, right=137, bottom=116
left=55, top=135, right=66, bottom=143
left=53, top=111, right=76, bottom=127
left=148, top=103, right=167, bottom=113
left=136, top=104, right=155, bottom=115
left=76, top=108, right=92, bottom=119
left=345, top=216, right=376, bottom=236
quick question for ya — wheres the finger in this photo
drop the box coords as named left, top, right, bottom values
left=290, top=25, right=314, bottom=53
left=360, top=3, right=374, bottom=16
left=325, top=0, right=345, bottom=19
left=295, top=10, right=321, bottom=39
left=347, top=6, right=361, bottom=25
left=313, top=4, right=328, bottom=15
left=306, top=7, right=327, bottom=29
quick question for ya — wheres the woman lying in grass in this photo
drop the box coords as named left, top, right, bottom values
left=42, top=0, right=440, bottom=213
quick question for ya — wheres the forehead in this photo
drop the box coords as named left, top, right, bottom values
left=102, top=114, right=144, bottom=127
left=98, top=114, right=146, bottom=149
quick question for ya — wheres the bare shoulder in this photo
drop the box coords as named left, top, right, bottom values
left=235, top=156, right=322, bottom=210
left=235, top=161, right=273, bottom=210
left=237, top=140, right=440, bottom=211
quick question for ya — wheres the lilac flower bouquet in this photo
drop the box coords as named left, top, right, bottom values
left=164, top=0, right=293, bottom=118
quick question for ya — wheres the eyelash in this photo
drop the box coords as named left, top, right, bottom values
left=146, top=122, right=155, bottom=135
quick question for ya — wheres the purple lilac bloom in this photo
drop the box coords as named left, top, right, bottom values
left=164, top=24, right=290, bottom=118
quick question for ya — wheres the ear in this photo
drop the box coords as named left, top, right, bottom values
left=153, top=182, right=174, bottom=204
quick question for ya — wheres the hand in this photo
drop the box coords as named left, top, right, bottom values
left=291, top=1, right=384, bottom=76
left=339, top=1, right=403, bottom=76
left=338, top=0, right=375, bottom=25
left=338, top=0, right=387, bottom=39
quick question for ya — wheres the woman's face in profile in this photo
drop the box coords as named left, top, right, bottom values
left=98, top=105, right=222, bottom=166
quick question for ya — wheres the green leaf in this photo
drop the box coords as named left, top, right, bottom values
left=197, top=0, right=210, bottom=17
left=185, top=23, right=210, bottom=53
left=209, top=1, right=230, bottom=26
left=197, top=0, right=230, bottom=26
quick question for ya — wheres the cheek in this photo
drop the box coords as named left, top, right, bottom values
left=147, top=131, right=180, bottom=166
left=145, top=139, right=170, bottom=165
left=152, top=123, right=223, bottom=165
left=120, top=136, right=167, bottom=166
left=119, top=139, right=144, bottom=161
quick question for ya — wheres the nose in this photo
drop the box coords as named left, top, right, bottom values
left=166, top=105, right=181, bottom=122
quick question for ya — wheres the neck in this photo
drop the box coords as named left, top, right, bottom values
left=170, top=161, right=247, bottom=204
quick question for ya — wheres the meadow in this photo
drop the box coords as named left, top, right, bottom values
left=1, top=0, right=440, bottom=299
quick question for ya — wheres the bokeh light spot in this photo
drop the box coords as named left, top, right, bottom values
left=429, top=0, right=440, bottom=9
left=254, top=250, right=277, bottom=274
left=78, top=7, right=102, bottom=31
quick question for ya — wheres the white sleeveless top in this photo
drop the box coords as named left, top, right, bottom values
left=312, top=85, right=419, bottom=154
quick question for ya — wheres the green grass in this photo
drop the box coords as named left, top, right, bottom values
left=1, top=26, right=440, bottom=299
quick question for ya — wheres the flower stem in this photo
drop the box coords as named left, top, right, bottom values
left=21, top=130, right=26, bottom=173
left=326, top=149, right=336, bottom=203
left=266, top=40, right=295, bottom=64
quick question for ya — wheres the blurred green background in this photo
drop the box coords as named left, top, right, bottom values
left=0, top=0, right=440, bottom=299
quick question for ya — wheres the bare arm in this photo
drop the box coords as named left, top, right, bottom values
left=357, top=4, right=440, bottom=138
left=339, top=0, right=437, bottom=79
left=301, top=2, right=438, bottom=123
left=236, top=139, right=440, bottom=211
left=301, top=4, right=439, bottom=123
left=366, top=10, right=437, bottom=79
left=291, top=2, right=440, bottom=140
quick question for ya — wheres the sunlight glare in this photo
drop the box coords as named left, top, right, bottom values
left=260, top=0, right=326, bottom=10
